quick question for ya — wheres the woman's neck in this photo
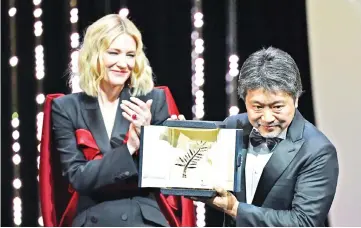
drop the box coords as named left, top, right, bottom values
left=98, top=82, right=123, bottom=104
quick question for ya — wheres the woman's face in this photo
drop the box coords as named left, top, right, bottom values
left=101, top=33, right=137, bottom=89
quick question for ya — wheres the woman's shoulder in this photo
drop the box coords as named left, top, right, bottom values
left=52, top=92, right=92, bottom=108
left=150, top=87, right=166, bottom=96
left=148, top=87, right=169, bottom=99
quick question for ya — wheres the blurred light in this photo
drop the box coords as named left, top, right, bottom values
left=13, top=179, right=22, bottom=189
left=196, top=205, right=206, bottom=214
left=34, top=29, right=43, bottom=36
left=33, top=8, right=42, bottom=17
left=33, top=0, right=42, bottom=5
left=34, top=21, right=43, bottom=28
left=13, top=218, right=22, bottom=226
left=71, top=75, right=82, bottom=93
left=195, top=201, right=206, bottom=227
left=10, top=1, right=23, bottom=226
left=229, top=54, right=239, bottom=62
left=9, top=8, right=17, bottom=17
left=9, top=56, right=18, bottom=67
left=11, top=118, right=20, bottom=128
left=195, top=38, right=204, bottom=46
left=70, top=8, right=78, bottom=16
left=12, top=154, right=21, bottom=165
left=229, top=106, right=240, bottom=116
left=191, top=1, right=205, bottom=121
left=194, top=12, right=203, bottom=20
left=38, top=216, right=44, bottom=226
left=71, top=32, right=79, bottom=40
left=70, top=15, right=78, bottom=23
left=196, top=220, right=206, bottom=227
left=195, top=90, right=204, bottom=97
left=35, top=44, right=43, bottom=52
left=226, top=0, right=239, bottom=117
left=36, top=93, right=45, bottom=104
left=13, top=203, right=22, bottom=212
left=69, top=3, right=79, bottom=76
left=36, top=71, right=45, bottom=80
left=37, top=112, right=44, bottom=120
left=191, top=31, right=199, bottom=40
left=229, top=69, right=239, bottom=77
left=119, top=8, right=129, bottom=18
left=34, top=1, right=45, bottom=225
left=13, top=197, right=22, bottom=205
left=12, top=130, right=20, bottom=140
left=194, top=20, right=204, bottom=28
left=12, top=142, right=20, bottom=152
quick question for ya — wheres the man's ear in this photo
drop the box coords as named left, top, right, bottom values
left=295, top=98, right=299, bottom=108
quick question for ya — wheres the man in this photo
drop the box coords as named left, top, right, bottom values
left=207, top=47, right=339, bottom=226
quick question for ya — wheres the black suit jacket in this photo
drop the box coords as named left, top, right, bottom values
left=224, top=110, right=339, bottom=226
left=51, top=87, right=170, bottom=226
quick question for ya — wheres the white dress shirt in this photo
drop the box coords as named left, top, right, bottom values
left=245, top=128, right=287, bottom=204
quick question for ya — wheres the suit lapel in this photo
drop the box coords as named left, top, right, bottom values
left=109, top=88, right=131, bottom=147
left=80, top=94, right=111, bottom=153
left=251, top=110, right=306, bottom=206
left=251, top=138, right=304, bottom=206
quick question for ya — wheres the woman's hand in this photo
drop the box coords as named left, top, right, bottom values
left=126, top=123, right=140, bottom=155
left=120, top=97, right=153, bottom=136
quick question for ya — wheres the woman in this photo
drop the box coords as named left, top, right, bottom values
left=52, top=14, right=171, bottom=226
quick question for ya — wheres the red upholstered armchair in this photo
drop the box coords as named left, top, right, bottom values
left=39, top=86, right=196, bottom=227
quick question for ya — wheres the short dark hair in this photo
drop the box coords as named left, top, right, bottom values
left=238, top=47, right=303, bottom=101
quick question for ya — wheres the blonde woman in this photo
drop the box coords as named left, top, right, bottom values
left=51, top=14, right=171, bottom=226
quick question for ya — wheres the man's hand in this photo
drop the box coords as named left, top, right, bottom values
left=168, top=114, right=186, bottom=121
left=192, top=187, right=239, bottom=218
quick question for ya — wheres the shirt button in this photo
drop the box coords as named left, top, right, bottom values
left=90, top=216, right=98, bottom=223
left=121, top=214, right=128, bottom=221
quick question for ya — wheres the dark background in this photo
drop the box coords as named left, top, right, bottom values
left=2, top=0, right=315, bottom=226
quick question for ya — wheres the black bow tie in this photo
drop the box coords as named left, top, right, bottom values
left=250, top=130, right=283, bottom=151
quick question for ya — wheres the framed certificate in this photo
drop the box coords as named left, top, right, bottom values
left=138, top=120, right=243, bottom=197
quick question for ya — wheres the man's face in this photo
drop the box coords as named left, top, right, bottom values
left=245, top=88, right=297, bottom=138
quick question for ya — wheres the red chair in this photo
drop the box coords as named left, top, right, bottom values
left=39, top=86, right=196, bottom=227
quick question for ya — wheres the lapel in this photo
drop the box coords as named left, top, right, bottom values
left=109, top=87, right=132, bottom=147
left=251, top=110, right=305, bottom=206
left=80, top=93, right=111, bottom=154
left=234, top=119, right=252, bottom=203
left=80, top=87, right=132, bottom=154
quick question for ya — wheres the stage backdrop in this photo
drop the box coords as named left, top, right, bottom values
left=306, top=0, right=361, bottom=226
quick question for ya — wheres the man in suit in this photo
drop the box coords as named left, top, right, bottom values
left=206, top=47, right=339, bottom=226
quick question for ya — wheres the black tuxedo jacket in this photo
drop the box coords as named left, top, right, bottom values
left=224, top=110, right=339, bottom=226
left=51, top=87, right=170, bottom=226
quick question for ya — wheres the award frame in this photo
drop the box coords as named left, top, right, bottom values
left=138, top=120, right=243, bottom=197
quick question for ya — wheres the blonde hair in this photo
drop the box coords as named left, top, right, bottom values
left=70, top=14, right=154, bottom=97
